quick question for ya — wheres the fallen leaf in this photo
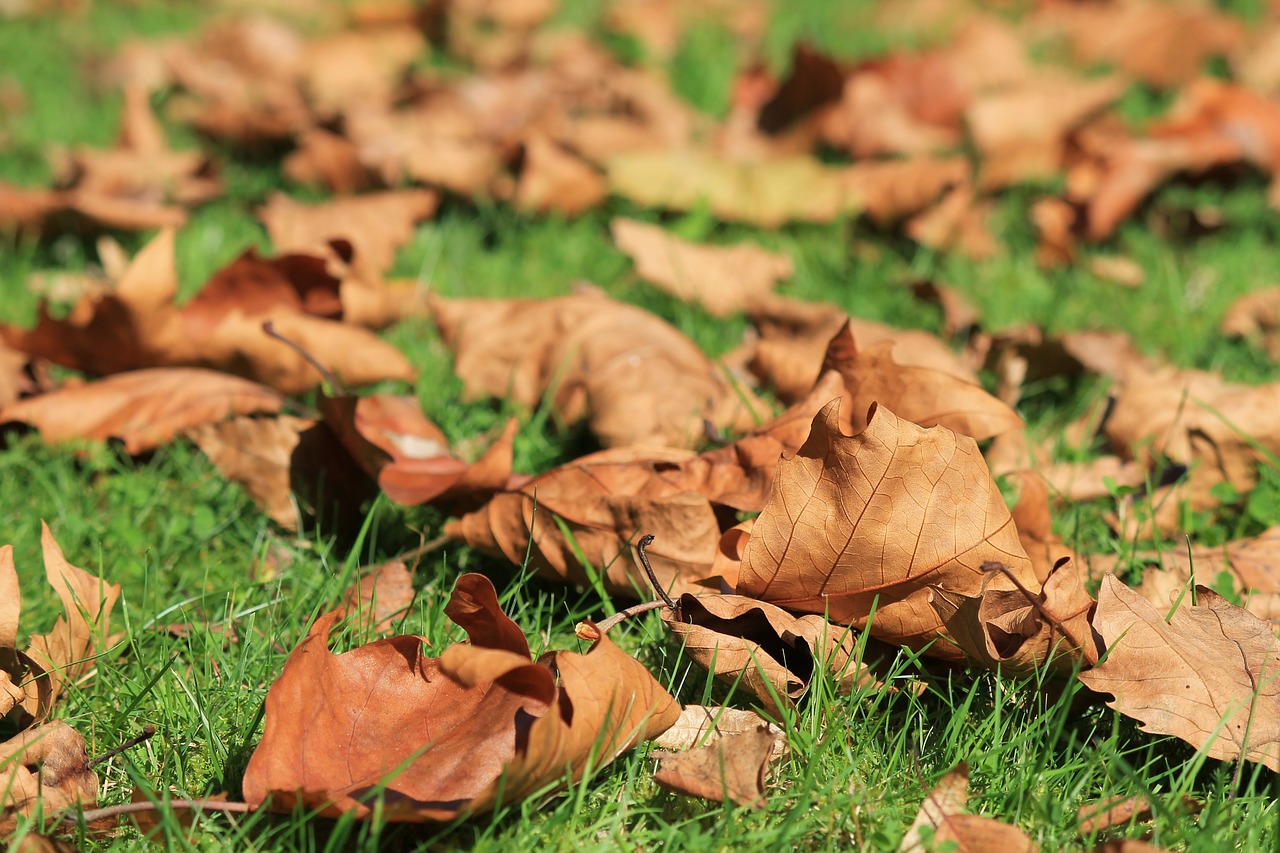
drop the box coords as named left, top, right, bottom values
left=430, top=290, right=761, bottom=449
left=338, top=559, right=414, bottom=634
left=908, top=280, right=981, bottom=340
left=1079, top=575, right=1280, bottom=771
left=258, top=189, right=440, bottom=279
left=820, top=323, right=1023, bottom=441
left=512, top=134, right=607, bottom=216
left=610, top=218, right=793, bottom=316
left=899, top=762, right=1038, bottom=853
left=1038, top=457, right=1146, bottom=504
left=662, top=592, right=886, bottom=711
left=652, top=725, right=778, bottom=808
left=0, top=229, right=416, bottom=394
left=651, top=705, right=786, bottom=756
left=747, top=295, right=976, bottom=403
left=905, top=183, right=1000, bottom=260
left=1076, top=792, right=1202, bottom=836
left=0, top=722, right=98, bottom=833
left=735, top=401, right=1041, bottom=656
left=931, top=556, right=1098, bottom=672
left=282, top=127, right=379, bottom=194
left=0, top=368, right=283, bottom=454
left=968, top=73, right=1123, bottom=190
left=243, top=573, right=679, bottom=820
left=1222, top=285, right=1280, bottom=360
left=1130, top=526, right=1280, bottom=623
left=1088, top=256, right=1146, bottom=288
left=20, top=524, right=122, bottom=706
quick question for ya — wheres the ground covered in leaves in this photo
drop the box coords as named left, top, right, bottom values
left=1, top=0, right=1279, bottom=850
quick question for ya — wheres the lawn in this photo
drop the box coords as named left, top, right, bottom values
left=1, top=0, right=1278, bottom=850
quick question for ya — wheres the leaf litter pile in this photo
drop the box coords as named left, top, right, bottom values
left=1, top=0, right=1280, bottom=849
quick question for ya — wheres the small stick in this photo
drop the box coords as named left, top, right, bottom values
left=390, top=532, right=451, bottom=567
left=262, top=320, right=346, bottom=395
left=636, top=534, right=677, bottom=612
left=593, top=599, right=670, bottom=634
left=85, top=725, right=157, bottom=770
left=64, top=798, right=254, bottom=826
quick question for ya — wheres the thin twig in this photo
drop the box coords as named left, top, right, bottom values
left=65, top=798, right=254, bottom=826
left=390, top=532, right=451, bottom=567
left=262, top=320, right=346, bottom=394
left=85, top=725, right=156, bottom=770
left=594, top=599, right=670, bottom=634
left=636, top=534, right=676, bottom=612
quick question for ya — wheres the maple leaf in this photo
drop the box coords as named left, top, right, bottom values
left=1079, top=575, right=1280, bottom=771
left=0, top=368, right=283, bottom=455
left=610, top=217, right=794, bottom=317
left=735, top=401, right=1040, bottom=657
left=430, top=289, right=762, bottom=449
left=899, top=763, right=1038, bottom=853
left=243, top=574, right=679, bottom=821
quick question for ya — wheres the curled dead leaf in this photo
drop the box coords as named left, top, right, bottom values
left=243, top=573, right=679, bottom=820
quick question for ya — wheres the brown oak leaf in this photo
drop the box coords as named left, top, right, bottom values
left=735, top=401, right=1040, bottom=657
left=1079, top=576, right=1280, bottom=771
left=242, top=573, right=678, bottom=821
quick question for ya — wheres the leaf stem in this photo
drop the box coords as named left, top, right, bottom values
left=594, top=599, right=670, bottom=634
left=64, top=798, right=255, bottom=826
left=262, top=320, right=346, bottom=394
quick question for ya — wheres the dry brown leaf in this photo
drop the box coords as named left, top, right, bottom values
left=0, top=368, right=283, bottom=455
left=1032, top=197, right=1077, bottom=268
left=430, top=290, right=761, bottom=449
left=1088, top=256, right=1146, bottom=289
left=0, top=722, right=98, bottom=833
left=1105, top=365, right=1280, bottom=521
left=1130, top=526, right=1280, bottom=624
left=18, top=524, right=121, bottom=708
left=1222, top=285, right=1280, bottom=360
left=0, top=229, right=415, bottom=394
left=663, top=593, right=886, bottom=712
left=905, top=183, right=999, bottom=260
left=610, top=218, right=793, bottom=316
left=735, top=401, right=1040, bottom=656
left=899, top=763, right=1038, bottom=853
left=931, top=556, right=1098, bottom=672
left=1007, top=469, right=1077, bottom=582
left=187, top=414, right=378, bottom=535
left=1038, top=457, right=1145, bottom=504
left=651, top=705, right=786, bottom=756
left=1038, top=0, right=1243, bottom=89
left=968, top=73, right=1123, bottom=190
left=908, top=281, right=981, bottom=340
left=1073, top=81, right=1280, bottom=241
left=258, top=189, right=439, bottom=279
left=243, top=573, right=679, bottom=821
left=821, top=324, right=1022, bottom=441
left=1079, top=575, right=1280, bottom=771
left=283, top=127, right=379, bottom=194
left=512, top=134, right=607, bottom=216
left=338, top=559, right=414, bottom=635
left=652, top=725, right=778, bottom=808
left=1076, top=792, right=1202, bottom=836
left=747, top=295, right=975, bottom=403
left=445, top=447, right=721, bottom=597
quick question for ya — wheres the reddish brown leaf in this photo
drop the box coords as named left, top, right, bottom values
left=1079, top=576, right=1280, bottom=771
left=652, top=725, right=778, bottom=808
left=736, top=401, right=1040, bottom=657
left=243, top=574, right=679, bottom=821
left=0, top=368, right=283, bottom=454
